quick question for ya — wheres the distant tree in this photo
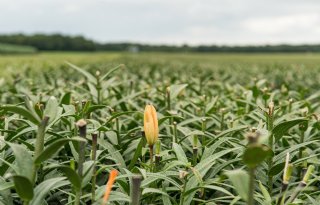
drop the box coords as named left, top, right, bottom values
left=0, top=33, right=319, bottom=52
left=0, top=33, right=96, bottom=51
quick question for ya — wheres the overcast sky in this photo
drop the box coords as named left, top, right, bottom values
left=1, top=0, right=320, bottom=45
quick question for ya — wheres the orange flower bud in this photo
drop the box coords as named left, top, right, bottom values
left=144, top=105, right=158, bottom=146
left=102, top=169, right=118, bottom=205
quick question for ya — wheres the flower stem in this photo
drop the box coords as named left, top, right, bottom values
left=267, top=111, right=274, bottom=193
left=179, top=176, right=187, bottom=205
left=277, top=183, right=288, bottom=205
left=298, top=131, right=305, bottom=159
left=131, top=175, right=142, bottom=205
left=193, top=147, right=198, bottom=166
left=298, top=130, right=305, bottom=178
left=285, top=165, right=314, bottom=205
left=173, top=121, right=177, bottom=144
left=149, top=145, right=154, bottom=172
left=220, top=111, right=224, bottom=131
left=91, top=132, right=98, bottom=203
left=75, top=119, right=87, bottom=205
left=285, top=182, right=306, bottom=204
left=96, top=72, right=101, bottom=104
left=155, top=141, right=161, bottom=171
left=116, top=117, right=121, bottom=147
left=201, top=118, right=206, bottom=146
left=32, top=116, right=49, bottom=184
left=74, top=192, right=81, bottom=205
left=248, top=168, right=255, bottom=205
left=166, top=87, right=171, bottom=111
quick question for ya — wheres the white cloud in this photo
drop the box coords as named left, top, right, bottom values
left=243, top=13, right=320, bottom=35
left=0, top=0, right=320, bottom=45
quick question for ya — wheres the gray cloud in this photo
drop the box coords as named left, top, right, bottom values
left=0, top=0, right=319, bottom=45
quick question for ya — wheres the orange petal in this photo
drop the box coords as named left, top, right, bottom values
left=144, top=105, right=151, bottom=128
left=102, top=169, right=118, bottom=204
left=145, top=121, right=155, bottom=145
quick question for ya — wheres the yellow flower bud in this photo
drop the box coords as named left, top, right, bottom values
left=144, top=105, right=158, bottom=146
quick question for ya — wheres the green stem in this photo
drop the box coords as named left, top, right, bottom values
left=75, top=120, right=87, bottom=205
left=285, top=165, right=314, bottom=205
left=149, top=145, right=154, bottom=172
left=155, top=141, right=161, bottom=171
left=285, top=182, right=306, bottom=205
left=166, top=87, right=171, bottom=112
left=248, top=168, right=255, bottom=205
left=199, top=78, right=202, bottom=94
left=193, top=147, right=198, bottom=166
left=155, top=155, right=161, bottom=172
left=77, top=136, right=86, bottom=177
left=81, top=100, right=87, bottom=119
left=116, top=118, right=121, bottom=146
left=179, top=177, right=187, bottom=205
left=288, top=101, right=292, bottom=113
left=167, top=88, right=175, bottom=148
left=298, top=131, right=305, bottom=159
left=34, top=117, right=49, bottom=156
left=201, top=118, right=206, bottom=146
left=193, top=133, right=198, bottom=165
left=32, top=116, right=49, bottom=184
left=298, top=130, right=305, bottom=178
left=91, top=133, right=98, bottom=203
left=277, top=183, right=288, bottom=205
left=173, top=122, right=177, bottom=144
left=220, top=113, right=224, bottom=131
left=96, top=74, right=101, bottom=104
left=74, top=191, right=81, bottom=205
left=267, top=113, right=274, bottom=193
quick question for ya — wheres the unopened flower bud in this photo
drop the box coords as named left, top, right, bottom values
left=289, top=98, right=294, bottom=103
left=144, top=105, right=159, bottom=146
left=179, top=170, right=188, bottom=179
left=166, top=87, right=170, bottom=94
left=268, top=101, right=274, bottom=116
left=283, top=153, right=293, bottom=184
left=283, top=164, right=293, bottom=184
left=302, top=165, right=314, bottom=184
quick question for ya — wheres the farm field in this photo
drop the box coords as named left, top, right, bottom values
left=0, top=52, right=320, bottom=205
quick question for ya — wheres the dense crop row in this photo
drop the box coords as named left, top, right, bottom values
left=0, top=54, right=319, bottom=204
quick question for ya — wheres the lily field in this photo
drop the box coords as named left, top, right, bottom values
left=0, top=52, right=320, bottom=205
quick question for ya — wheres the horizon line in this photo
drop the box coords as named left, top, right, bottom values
left=1, top=32, right=320, bottom=47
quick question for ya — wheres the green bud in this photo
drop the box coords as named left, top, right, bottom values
left=302, top=165, right=315, bottom=183
left=193, top=135, right=198, bottom=148
left=283, top=164, right=293, bottom=183
left=302, top=149, right=309, bottom=168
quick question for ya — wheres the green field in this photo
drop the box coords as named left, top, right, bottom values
left=1, top=52, right=320, bottom=84
left=1, top=52, right=320, bottom=69
left=0, top=43, right=37, bottom=54
left=0, top=52, right=319, bottom=204
left=1, top=52, right=320, bottom=94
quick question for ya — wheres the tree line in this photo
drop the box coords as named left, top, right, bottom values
left=1, top=33, right=320, bottom=52
left=0, top=34, right=96, bottom=51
